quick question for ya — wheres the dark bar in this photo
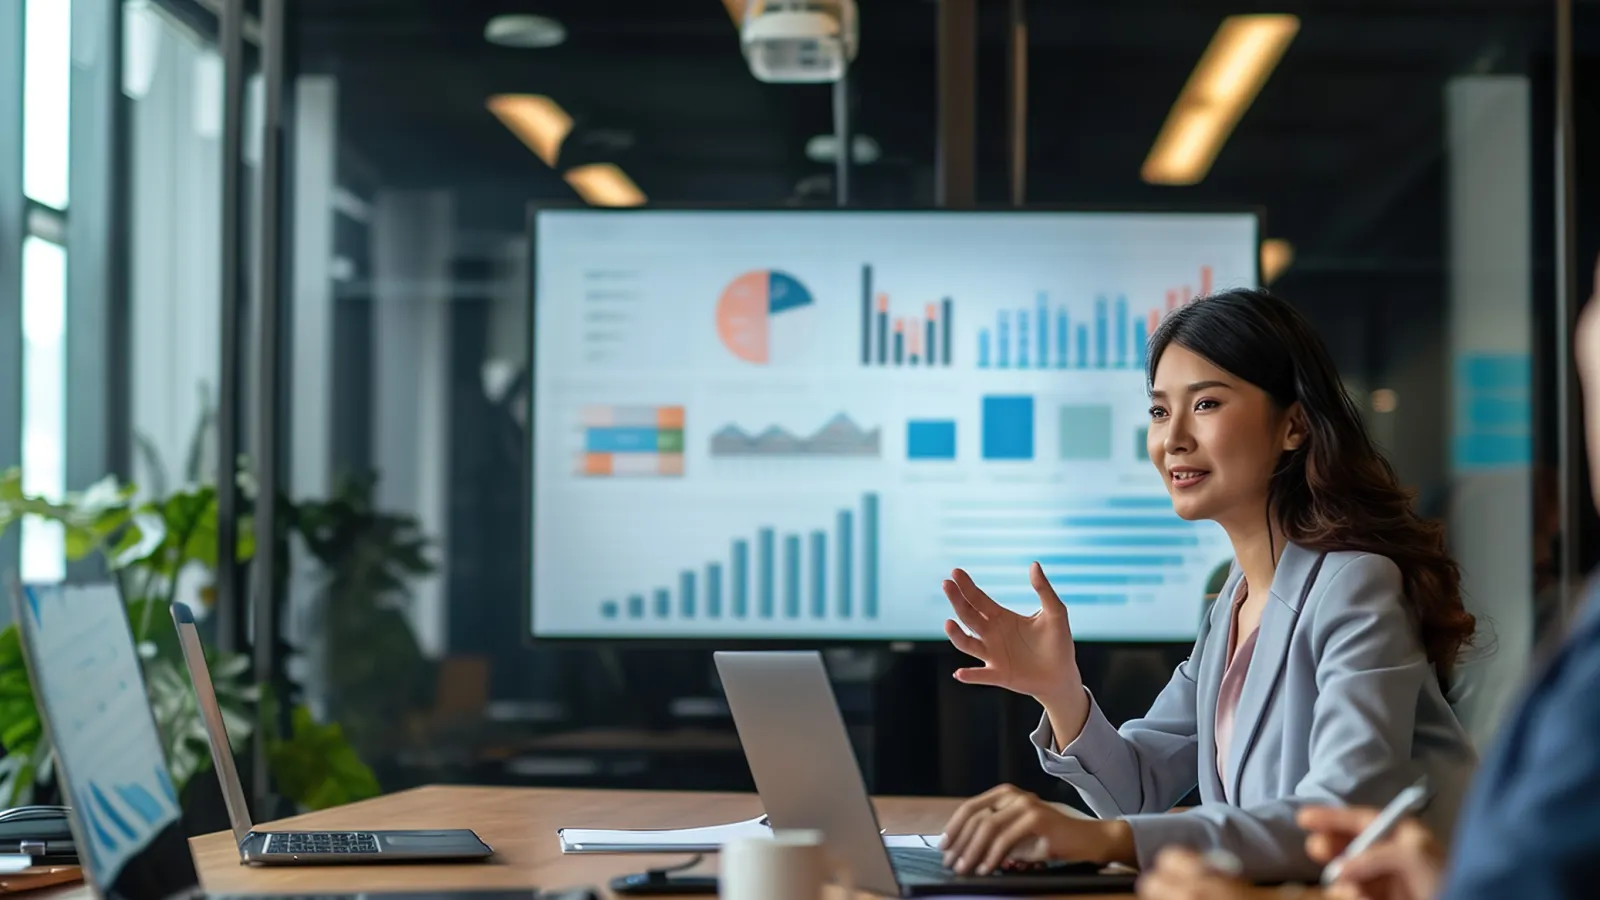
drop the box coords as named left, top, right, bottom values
left=860, top=265, right=872, bottom=364
left=1056, top=309, right=1068, bottom=369
left=863, top=494, right=880, bottom=618
left=628, top=594, right=645, bottom=618
left=731, top=541, right=748, bottom=617
left=1018, top=309, right=1030, bottom=368
left=215, top=0, right=247, bottom=659
left=601, top=601, right=618, bottom=619
left=1077, top=324, right=1089, bottom=369
left=1094, top=296, right=1108, bottom=369
left=784, top=535, right=801, bottom=618
left=894, top=330, right=905, bottom=365
left=837, top=510, right=853, bottom=618
left=654, top=588, right=671, bottom=618
left=811, top=531, right=827, bottom=618
left=759, top=528, right=775, bottom=617
left=876, top=308, right=888, bottom=364
left=680, top=570, right=696, bottom=618
left=925, top=319, right=935, bottom=369
left=707, top=563, right=723, bottom=618
left=251, top=0, right=289, bottom=812
left=0, top=4, right=21, bottom=580
left=941, top=297, right=953, bottom=364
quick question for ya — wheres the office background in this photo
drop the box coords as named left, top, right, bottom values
left=0, top=0, right=1597, bottom=832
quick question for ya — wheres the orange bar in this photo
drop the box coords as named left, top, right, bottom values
left=894, top=318, right=905, bottom=333
left=909, top=329, right=920, bottom=358
left=1166, top=290, right=1177, bottom=311
left=582, top=453, right=614, bottom=476
left=1200, top=265, right=1213, bottom=296
left=659, top=454, right=685, bottom=476
left=656, top=405, right=685, bottom=428
left=877, top=292, right=889, bottom=313
left=1181, top=287, right=1192, bottom=304
left=925, top=302, right=938, bottom=322
left=1148, top=310, right=1160, bottom=333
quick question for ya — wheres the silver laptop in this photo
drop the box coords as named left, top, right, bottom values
left=713, top=650, right=1137, bottom=897
left=7, top=578, right=520, bottom=899
left=169, top=602, right=493, bottom=865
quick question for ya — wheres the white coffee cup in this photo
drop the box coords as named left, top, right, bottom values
left=721, top=829, right=846, bottom=900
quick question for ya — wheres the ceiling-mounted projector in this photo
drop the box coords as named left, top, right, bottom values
left=741, top=0, right=859, bottom=83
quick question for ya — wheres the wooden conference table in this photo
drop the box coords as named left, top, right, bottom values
left=173, top=786, right=1311, bottom=899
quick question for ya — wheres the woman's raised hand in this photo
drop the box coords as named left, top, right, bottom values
left=942, top=563, right=1081, bottom=706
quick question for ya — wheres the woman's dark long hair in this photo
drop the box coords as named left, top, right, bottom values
left=1147, top=288, right=1473, bottom=684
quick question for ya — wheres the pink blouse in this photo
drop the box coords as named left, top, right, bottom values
left=1212, top=579, right=1259, bottom=799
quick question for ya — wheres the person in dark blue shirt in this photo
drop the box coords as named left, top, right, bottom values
left=1136, top=256, right=1600, bottom=900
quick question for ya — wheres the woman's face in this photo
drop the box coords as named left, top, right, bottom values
left=1147, top=343, right=1301, bottom=527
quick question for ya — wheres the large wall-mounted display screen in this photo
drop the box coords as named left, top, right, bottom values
left=531, top=209, right=1258, bottom=641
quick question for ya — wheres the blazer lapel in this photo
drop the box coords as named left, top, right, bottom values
left=1196, top=566, right=1241, bottom=801
left=1224, top=542, right=1325, bottom=801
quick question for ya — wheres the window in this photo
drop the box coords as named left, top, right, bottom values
left=20, top=236, right=66, bottom=583
left=22, top=0, right=71, bottom=211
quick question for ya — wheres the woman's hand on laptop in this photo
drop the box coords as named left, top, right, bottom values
left=939, top=784, right=1134, bottom=876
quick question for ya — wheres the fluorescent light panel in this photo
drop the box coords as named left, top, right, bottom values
left=565, top=163, right=647, bottom=207
left=1142, top=14, right=1299, bottom=186
left=487, top=94, right=573, bottom=167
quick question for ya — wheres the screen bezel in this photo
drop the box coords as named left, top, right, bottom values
left=522, top=203, right=1266, bottom=648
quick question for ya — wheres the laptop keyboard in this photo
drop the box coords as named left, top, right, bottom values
left=268, top=832, right=379, bottom=855
left=890, top=847, right=957, bottom=879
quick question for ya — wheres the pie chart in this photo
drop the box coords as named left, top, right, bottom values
left=716, top=270, right=815, bottom=364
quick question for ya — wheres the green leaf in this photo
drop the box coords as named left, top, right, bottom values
left=268, top=706, right=380, bottom=811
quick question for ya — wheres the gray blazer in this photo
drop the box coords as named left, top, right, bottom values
left=1029, top=542, right=1478, bottom=881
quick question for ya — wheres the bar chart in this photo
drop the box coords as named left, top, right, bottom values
left=860, top=264, right=954, bottom=367
left=975, top=266, right=1214, bottom=371
left=939, top=495, right=1226, bottom=609
left=599, top=493, right=882, bottom=622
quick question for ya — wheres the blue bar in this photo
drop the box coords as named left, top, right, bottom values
left=1134, top=318, right=1148, bottom=368
left=942, top=297, right=953, bottom=364
left=982, top=395, right=1035, bottom=460
left=732, top=540, right=749, bottom=617
left=1095, top=296, right=1108, bottom=369
left=1076, top=325, right=1089, bottom=369
left=963, top=554, right=1185, bottom=567
left=907, top=420, right=957, bottom=459
left=601, top=600, right=619, bottom=619
left=942, top=534, right=1200, bottom=548
left=877, top=311, right=888, bottom=363
left=1055, top=310, right=1067, bottom=369
left=759, top=528, right=775, bottom=618
left=1037, top=292, right=1048, bottom=368
left=975, top=573, right=1165, bottom=587
left=585, top=426, right=659, bottom=453
left=863, top=494, right=879, bottom=618
left=837, top=510, right=853, bottom=618
left=707, top=563, right=723, bottom=618
left=1106, top=496, right=1177, bottom=508
left=680, top=571, right=696, bottom=618
left=811, top=531, right=827, bottom=618
left=628, top=594, right=644, bottom=618
left=1018, top=309, right=1030, bottom=368
left=1115, top=296, right=1128, bottom=369
left=989, top=593, right=1129, bottom=606
left=978, top=329, right=991, bottom=368
left=894, top=330, right=904, bottom=365
left=784, top=535, right=801, bottom=618
left=1062, top=516, right=1192, bottom=528
left=653, top=588, right=671, bottom=618
left=997, top=311, right=1011, bottom=368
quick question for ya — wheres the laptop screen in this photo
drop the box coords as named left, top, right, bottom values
left=14, top=583, right=201, bottom=899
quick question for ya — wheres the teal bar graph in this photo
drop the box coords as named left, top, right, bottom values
left=863, top=493, right=879, bottom=618
left=680, top=571, right=696, bottom=618
left=784, top=535, right=801, bottom=618
left=811, top=531, right=827, bottom=618
left=759, top=528, right=775, bottom=618
left=837, top=510, right=853, bottom=617
left=707, top=563, right=723, bottom=617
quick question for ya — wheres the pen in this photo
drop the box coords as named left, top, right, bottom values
left=1320, top=777, right=1431, bottom=887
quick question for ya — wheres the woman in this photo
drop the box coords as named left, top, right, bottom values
left=936, top=288, right=1478, bottom=882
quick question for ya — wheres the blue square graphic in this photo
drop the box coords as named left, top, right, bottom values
left=982, top=395, right=1035, bottom=460
left=907, top=420, right=957, bottom=460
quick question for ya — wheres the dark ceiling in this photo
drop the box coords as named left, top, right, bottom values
left=288, top=0, right=1560, bottom=274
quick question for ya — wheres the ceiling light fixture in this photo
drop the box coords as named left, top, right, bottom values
left=484, top=14, right=567, bottom=48
left=1261, top=238, right=1294, bottom=284
left=1142, top=14, right=1299, bottom=186
left=487, top=94, right=573, bottom=167
left=564, top=163, right=647, bottom=207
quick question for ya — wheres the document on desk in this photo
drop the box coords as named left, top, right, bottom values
left=557, top=817, right=941, bottom=853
